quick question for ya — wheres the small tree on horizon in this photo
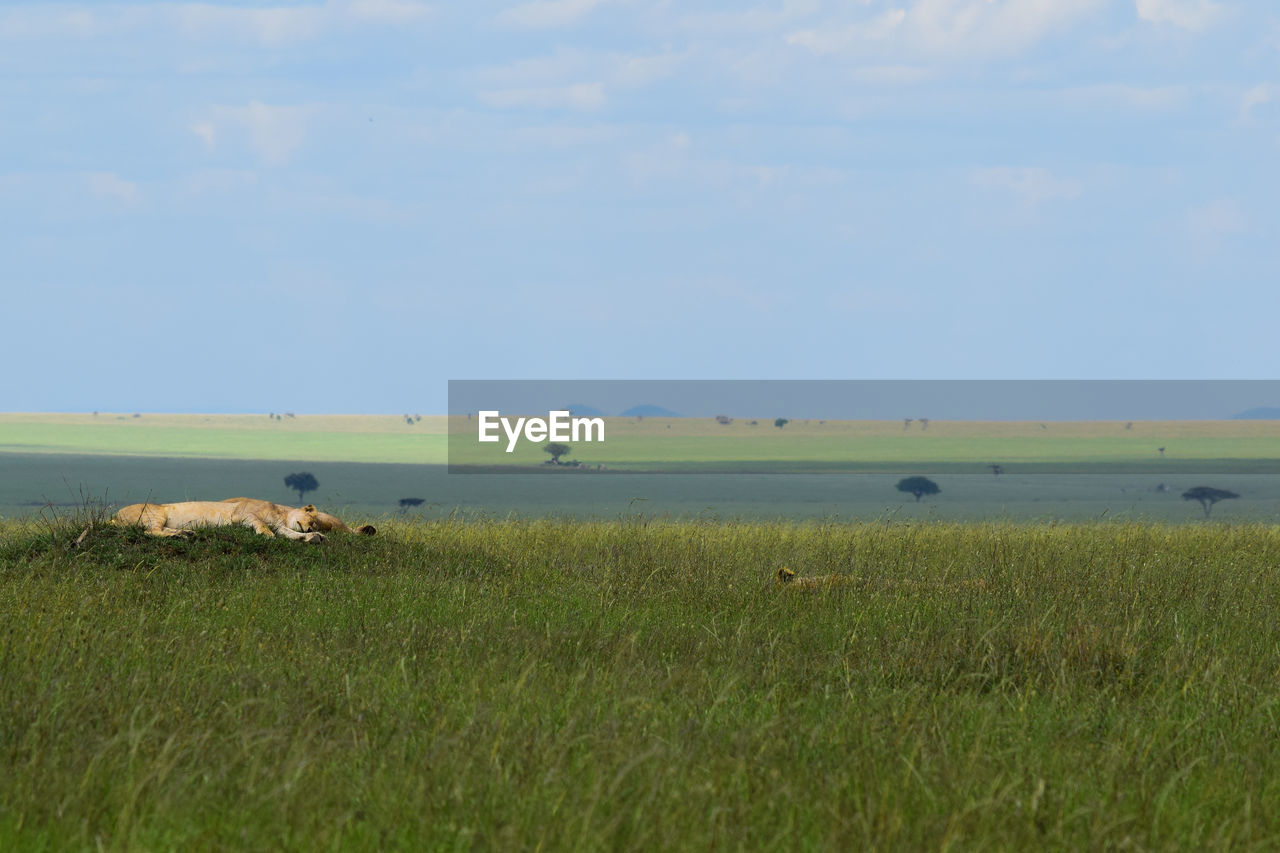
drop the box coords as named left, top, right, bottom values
left=545, top=442, right=572, bottom=464
left=896, top=476, right=940, bottom=503
left=1182, top=486, right=1238, bottom=518
left=284, top=471, right=319, bottom=504
left=774, top=418, right=789, bottom=429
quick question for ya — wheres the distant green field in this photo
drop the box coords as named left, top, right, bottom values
left=0, top=413, right=447, bottom=463
left=1, top=414, right=1277, bottom=522
left=452, top=415, right=1280, bottom=471
left=4, top=413, right=1280, bottom=471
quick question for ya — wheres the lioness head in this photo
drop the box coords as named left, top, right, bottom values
left=290, top=504, right=321, bottom=532
left=776, top=567, right=797, bottom=584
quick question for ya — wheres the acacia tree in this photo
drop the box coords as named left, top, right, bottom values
left=774, top=418, right=789, bottom=429
left=284, top=472, right=319, bottom=504
left=1182, top=486, right=1238, bottom=518
left=896, top=476, right=940, bottom=502
left=544, top=442, right=572, bottom=464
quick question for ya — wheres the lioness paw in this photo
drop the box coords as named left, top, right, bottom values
left=302, top=532, right=326, bottom=544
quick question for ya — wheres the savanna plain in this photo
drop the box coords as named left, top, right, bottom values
left=2, top=414, right=1280, bottom=849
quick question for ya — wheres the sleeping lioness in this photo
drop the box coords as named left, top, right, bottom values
left=220, top=498, right=376, bottom=536
left=114, top=500, right=325, bottom=542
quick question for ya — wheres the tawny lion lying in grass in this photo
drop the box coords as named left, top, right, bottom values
left=220, top=498, right=376, bottom=536
left=114, top=500, right=327, bottom=542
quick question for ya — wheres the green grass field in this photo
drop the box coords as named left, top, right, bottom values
left=3, top=515, right=1280, bottom=849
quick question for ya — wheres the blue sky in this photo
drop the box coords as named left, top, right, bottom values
left=3, top=0, right=1277, bottom=413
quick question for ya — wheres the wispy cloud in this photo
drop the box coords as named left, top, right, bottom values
left=1134, top=0, right=1224, bottom=32
left=848, top=64, right=933, bottom=85
left=512, top=124, right=622, bottom=147
left=0, top=6, right=98, bottom=38
left=0, top=1, right=433, bottom=47
left=625, top=131, right=847, bottom=195
left=175, top=4, right=326, bottom=45
left=345, top=0, right=434, bottom=24
left=1184, top=198, right=1245, bottom=253
left=787, top=0, right=1107, bottom=60
left=190, top=121, right=217, bottom=150
left=1238, top=84, right=1272, bottom=122
left=480, top=84, right=607, bottom=111
left=195, top=101, right=315, bottom=165
left=1063, top=84, right=1190, bottom=111
left=473, top=48, right=681, bottom=112
left=87, top=171, right=140, bottom=204
left=497, top=0, right=604, bottom=30
left=786, top=10, right=906, bottom=56
left=473, top=49, right=681, bottom=90
left=677, top=1, right=820, bottom=37
left=972, top=167, right=1082, bottom=206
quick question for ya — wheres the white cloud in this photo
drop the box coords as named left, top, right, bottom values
left=1239, top=84, right=1272, bottom=122
left=344, top=0, right=433, bottom=24
left=190, top=121, right=216, bottom=150
left=1134, top=0, right=1223, bottom=32
left=239, top=101, right=311, bottom=164
left=0, top=1, right=433, bottom=47
left=474, top=49, right=680, bottom=90
left=787, top=0, right=1107, bottom=59
left=912, top=0, right=1107, bottom=55
left=175, top=5, right=326, bottom=46
left=849, top=65, right=933, bottom=85
left=786, top=10, right=906, bottom=56
left=180, top=170, right=259, bottom=197
left=197, top=101, right=314, bottom=165
left=0, top=7, right=97, bottom=38
left=612, top=51, right=683, bottom=87
left=87, top=172, right=140, bottom=204
left=972, top=166, right=1082, bottom=205
left=625, top=131, right=846, bottom=195
left=1063, top=84, right=1189, bottom=111
left=472, top=48, right=680, bottom=111
left=678, top=0, right=821, bottom=37
left=1184, top=198, right=1245, bottom=253
left=512, top=124, right=621, bottom=147
left=497, top=0, right=604, bottom=29
left=480, top=84, right=607, bottom=111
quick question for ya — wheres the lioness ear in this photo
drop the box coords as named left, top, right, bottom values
left=302, top=505, right=316, bottom=512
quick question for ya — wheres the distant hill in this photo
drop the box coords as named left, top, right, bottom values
left=1231, top=407, right=1280, bottom=420
left=620, top=404, right=681, bottom=418
left=562, top=403, right=606, bottom=417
